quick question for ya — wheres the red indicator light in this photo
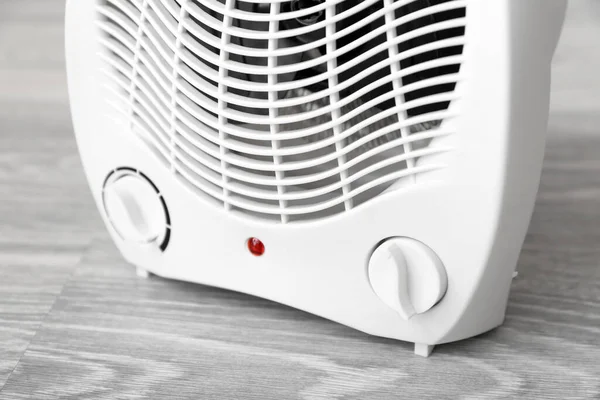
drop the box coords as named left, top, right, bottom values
left=247, top=237, right=265, bottom=256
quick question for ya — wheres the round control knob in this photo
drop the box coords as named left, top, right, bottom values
left=103, top=172, right=167, bottom=244
left=368, top=238, right=447, bottom=320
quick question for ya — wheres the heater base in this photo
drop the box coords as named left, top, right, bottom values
left=136, top=267, right=150, bottom=279
left=414, top=343, right=435, bottom=357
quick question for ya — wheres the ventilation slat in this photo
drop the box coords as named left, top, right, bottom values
left=100, top=53, right=172, bottom=130
left=179, top=20, right=466, bottom=77
left=325, top=3, right=352, bottom=211
left=176, top=36, right=464, bottom=114
left=168, top=3, right=189, bottom=172
left=98, top=0, right=467, bottom=222
left=106, top=0, right=142, bottom=25
left=384, top=0, right=414, bottom=179
left=175, top=158, right=444, bottom=216
left=193, top=0, right=459, bottom=25
left=183, top=0, right=466, bottom=55
left=216, top=0, right=236, bottom=211
left=177, top=50, right=464, bottom=111
left=174, top=113, right=452, bottom=177
left=175, top=90, right=459, bottom=155
left=175, top=71, right=461, bottom=130
left=267, top=2, right=289, bottom=223
left=173, top=142, right=449, bottom=203
left=97, top=18, right=173, bottom=94
left=104, top=80, right=172, bottom=150
left=108, top=61, right=457, bottom=169
left=177, top=18, right=465, bottom=97
left=105, top=91, right=172, bottom=161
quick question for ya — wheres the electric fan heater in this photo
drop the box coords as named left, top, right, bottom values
left=66, top=0, right=567, bottom=356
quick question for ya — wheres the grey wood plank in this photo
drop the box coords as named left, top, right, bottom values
left=0, top=121, right=598, bottom=399
left=0, top=252, right=85, bottom=389
left=0, top=0, right=65, bottom=22
left=0, top=99, right=101, bottom=388
left=0, top=18, right=67, bottom=103
left=0, top=25, right=65, bottom=71
left=0, top=0, right=599, bottom=398
left=0, top=0, right=101, bottom=384
left=0, top=0, right=119, bottom=390
left=551, top=0, right=600, bottom=114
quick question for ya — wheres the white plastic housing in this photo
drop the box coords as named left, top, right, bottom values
left=66, top=0, right=567, bottom=349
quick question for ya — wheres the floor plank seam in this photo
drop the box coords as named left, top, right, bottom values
left=0, top=237, right=97, bottom=394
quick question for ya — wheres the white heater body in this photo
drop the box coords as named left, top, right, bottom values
left=66, top=0, right=567, bottom=355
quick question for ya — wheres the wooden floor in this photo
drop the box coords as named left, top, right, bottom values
left=0, top=1, right=599, bottom=398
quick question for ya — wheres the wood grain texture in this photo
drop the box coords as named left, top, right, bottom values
left=0, top=0, right=599, bottom=398
left=0, top=0, right=101, bottom=388
left=1, top=126, right=599, bottom=400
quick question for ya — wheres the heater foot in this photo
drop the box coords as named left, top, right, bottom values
left=136, top=267, right=150, bottom=279
left=414, top=343, right=435, bottom=357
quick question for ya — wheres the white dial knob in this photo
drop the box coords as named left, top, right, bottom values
left=103, top=173, right=167, bottom=244
left=368, top=238, right=447, bottom=320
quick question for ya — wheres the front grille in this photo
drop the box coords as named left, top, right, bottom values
left=97, top=0, right=467, bottom=222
